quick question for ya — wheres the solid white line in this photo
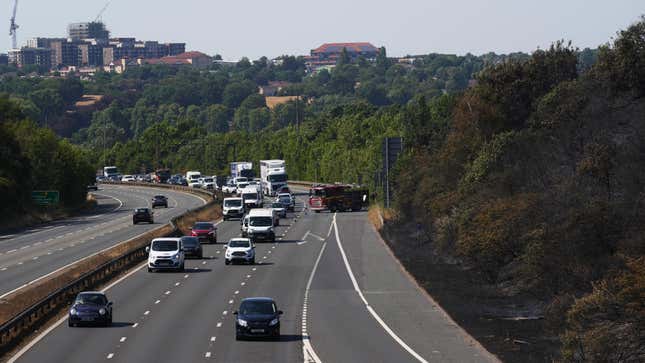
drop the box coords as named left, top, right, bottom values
left=332, top=213, right=428, bottom=363
left=302, top=241, right=326, bottom=363
left=0, top=223, right=167, bottom=299
left=92, top=192, right=124, bottom=213
left=7, top=262, right=148, bottom=363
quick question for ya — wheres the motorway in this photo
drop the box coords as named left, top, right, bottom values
left=0, top=184, right=205, bottom=298
left=9, top=190, right=495, bottom=363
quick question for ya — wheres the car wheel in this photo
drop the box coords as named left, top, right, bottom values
left=68, top=320, right=74, bottom=327
left=235, top=334, right=242, bottom=341
left=148, top=267, right=153, bottom=272
left=179, top=263, right=185, bottom=272
left=250, top=258, right=255, bottom=265
left=225, top=260, right=230, bottom=265
left=199, top=252, right=203, bottom=259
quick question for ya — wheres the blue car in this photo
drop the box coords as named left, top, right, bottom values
left=68, top=291, right=113, bottom=327
left=234, top=297, right=282, bottom=340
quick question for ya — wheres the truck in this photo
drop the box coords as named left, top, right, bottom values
left=308, top=184, right=369, bottom=213
left=103, top=166, right=119, bottom=179
left=260, top=160, right=287, bottom=197
left=230, top=162, right=254, bottom=179
left=151, top=168, right=171, bottom=184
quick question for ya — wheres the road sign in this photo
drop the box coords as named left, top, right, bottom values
left=31, top=191, right=60, bottom=206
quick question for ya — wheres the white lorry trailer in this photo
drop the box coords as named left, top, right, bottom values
left=260, top=160, right=287, bottom=197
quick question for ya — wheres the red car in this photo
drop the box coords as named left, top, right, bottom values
left=191, top=222, right=217, bottom=244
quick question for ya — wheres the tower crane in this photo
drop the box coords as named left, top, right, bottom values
left=9, top=0, right=19, bottom=49
left=94, top=1, right=111, bottom=23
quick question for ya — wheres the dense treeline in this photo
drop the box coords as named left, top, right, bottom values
left=0, top=94, right=95, bottom=220
left=394, top=21, right=645, bottom=361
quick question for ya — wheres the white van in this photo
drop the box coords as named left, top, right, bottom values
left=247, top=208, right=276, bottom=243
left=223, top=197, right=244, bottom=220
left=186, top=171, right=201, bottom=188
left=240, top=187, right=262, bottom=210
left=146, top=238, right=185, bottom=272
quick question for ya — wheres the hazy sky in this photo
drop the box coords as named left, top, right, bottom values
left=4, top=0, right=643, bottom=60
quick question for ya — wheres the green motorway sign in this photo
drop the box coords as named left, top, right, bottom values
left=31, top=190, right=60, bottom=205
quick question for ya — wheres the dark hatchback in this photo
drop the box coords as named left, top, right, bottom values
left=191, top=222, right=217, bottom=243
left=68, top=291, right=113, bottom=327
left=152, top=195, right=168, bottom=208
left=234, top=297, right=282, bottom=340
left=180, top=236, right=203, bottom=259
left=133, top=208, right=154, bottom=224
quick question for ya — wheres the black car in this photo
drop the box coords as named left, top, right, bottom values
left=133, top=208, right=154, bottom=224
left=180, top=236, right=203, bottom=259
left=234, top=297, right=282, bottom=340
left=152, top=195, right=168, bottom=208
left=68, top=291, right=113, bottom=327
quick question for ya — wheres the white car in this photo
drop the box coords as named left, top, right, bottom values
left=222, top=183, right=237, bottom=194
left=200, top=177, right=216, bottom=190
left=241, top=214, right=250, bottom=237
left=121, top=175, right=136, bottom=182
left=146, top=238, right=185, bottom=272
left=224, top=238, right=255, bottom=265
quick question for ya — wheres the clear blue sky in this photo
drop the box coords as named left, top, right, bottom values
left=4, top=0, right=643, bottom=60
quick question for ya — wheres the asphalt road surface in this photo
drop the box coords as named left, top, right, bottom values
left=10, top=189, right=495, bottom=363
left=0, top=184, right=205, bottom=298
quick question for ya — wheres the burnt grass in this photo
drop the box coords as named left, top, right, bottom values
left=379, top=220, right=560, bottom=363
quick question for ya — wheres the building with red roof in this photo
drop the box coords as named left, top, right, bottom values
left=306, top=42, right=379, bottom=71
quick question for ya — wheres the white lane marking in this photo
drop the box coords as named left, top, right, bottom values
left=17, top=262, right=23, bottom=265
left=132, top=323, right=139, bottom=328
left=155, top=300, right=160, bottom=304
left=302, top=241, right=327, bottom=363
left=216, top=322, right=222, bottom=328
left=1, top=267, right=6, bottom=271
left=34, top=242, right=42, bottom=246
left=252, top=267, right=256, bottom=271
left=241, top=282, right=246, bottom=286
left=91, top=192, right=124, bottom=213
left=246, top=275, right=251, bottom=278
left=234, top=290, right=239, bottom=294
left=184, top=274, right=189, bottom=278
left=175, top=282, right=180, bottom=286
left=205, top=352, right=212, bottom=358
left=20, top=246, right=29, bottom=250
left=144, top=310, right=150, bottom=315
left=222, top=310, right=228, bottom=315
left=120, top=337, right=127, bottom=343
left=107, top=353, right=114, bottom=359
left=332, top=213, right=428, bottom=363
left=32, top=257, right=38, bottom=260
left=229, top=299, right=234, bottom=304
left=165, top=291, right=171, bottom=295
left=210, top=336, right=216, bottom=342
left=202, top=261, right=207, bottom=265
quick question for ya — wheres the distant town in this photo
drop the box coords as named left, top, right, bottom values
left=0, top=20, right=415, bottom=78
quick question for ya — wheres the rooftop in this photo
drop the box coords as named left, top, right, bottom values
left=312, top=42, right=378, bottom=54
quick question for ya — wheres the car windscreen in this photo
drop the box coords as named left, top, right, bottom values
left=193, top=223, right=213, bottom=230
left=279, top=196, right=291, bottom=203
left=242, top=193, right=256, bottom=200
left=237, top=183, right=248, bottom=188
left=271, top=203, right=282, bottom=208
left=135, top=208, right=149, bottom=213
left=203, top=178, right=213, bottom=183
left=180, top=237, right=199, bottom=247
left=229, top=240, right=251, bottom=248
left=236, top=177, right=248, bottom=183
left=151, top=240, right=178, bottom=251
left=249, top=216, right=273, bottom=227
left=154, top=195, right=165, bottom=199
left=225, top=199, right=242, bottom=207
left=75, top=293, right=106, bottom=305
left=240, top=300, right=275, bottom=315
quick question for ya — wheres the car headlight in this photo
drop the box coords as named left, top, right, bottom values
left=269, top=318, right=279, bottom=326
left=99, top=308, right=106, bottom=315
left=171, top=253, right=179, bottom=260
left=70, top=308, right=78, bottom=315
left=237, top=319, right=248, bottom=327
